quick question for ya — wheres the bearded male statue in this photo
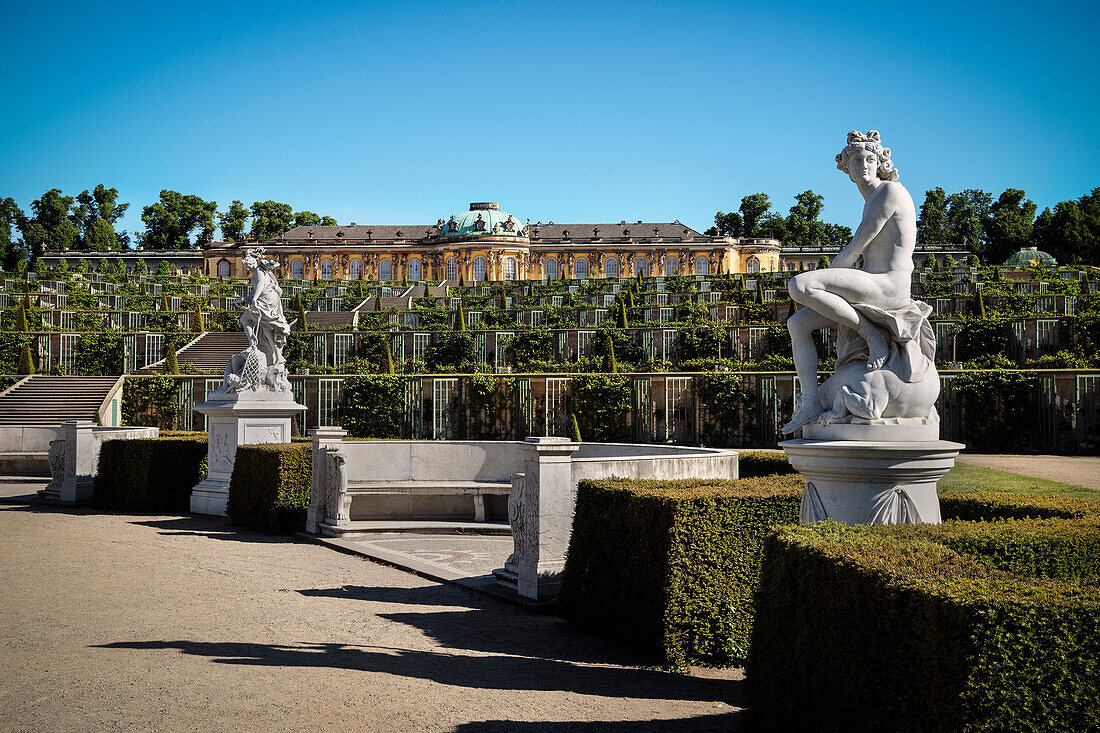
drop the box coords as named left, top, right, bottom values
left=782, top=131, right=939, bottom=435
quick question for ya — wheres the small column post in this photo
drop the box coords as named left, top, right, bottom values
left=308, top=426, right=347, bottom=534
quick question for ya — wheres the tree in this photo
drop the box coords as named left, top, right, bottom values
left=133, top=258, right=148, bottom=276
left=456, top=301, right=467, bottom=331
left=84, top=217, right=116, bottom=250
left=945, top=189, right=992, bottom=251
left=17, top=341, right=35, bottom=375
left=0, top=197, right=25, bottom=270
left=155, top=260, right=172, bottom=278
left=917, top=188, right=948, bottom=244
left=943, top=253, right=956, bottom=269
left=164, top=342, right=180, bottom=375
left=75, top=258, right=88, bottom=273
left=21, top=189, right=78, bottom=256
left=380, top=340, right=395, bottom=374
left=783, top=190, right=826, bottom=248
left=1040, top=200, right=1088, bottom=264
left=757, top=213, right=787, bottom=241
left=74, top=185, right=128, bottom=249
left=706, top=211, right=742, bottom=237
left=820, top=222, right=852, bottom=249
left=218, top=200, right=250, bottom=242
left=13, top=304, right=28, bottom=331
left=139, top=190, right=217, bottom=249
left=249, top=200, right=293, bottom=239
left=601, top=334, right=618, bottom=374
left=617, top=298, right=629, bottom=328
left=569, top=413, right=583, bottom=443
left=817, top=255, right=830, bottom=269
left=983, top=189, right=1037, bottom=264
left=294, top=295, right=309, bottom=332
left=738, top=193, right=772, bottom=237
left=291, top=211, right=336, bottom=228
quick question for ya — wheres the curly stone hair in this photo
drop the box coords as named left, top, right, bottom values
left=835, top=130, right=899, bottom=182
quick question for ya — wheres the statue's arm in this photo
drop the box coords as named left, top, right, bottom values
left=832, top=187, right=898, bottom=268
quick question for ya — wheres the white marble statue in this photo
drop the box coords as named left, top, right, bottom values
left=782, top=131, right=939, bottom=435
left=211, top=247, right=292, bottom=396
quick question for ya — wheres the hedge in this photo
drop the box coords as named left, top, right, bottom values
left=747, top=516, right=1100, bottom=732
left=226, top=443, right=312, bottom=534
left=557, top=474, right=802, bottom=666
left=92, top=436, right=207, bottom=512
left=940, top=489, right=1100, bottom=521
left=737, top=451, right=796, bottom=478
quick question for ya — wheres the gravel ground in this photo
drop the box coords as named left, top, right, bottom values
left=955, top=454, right=1100, bottom=490
left=0, top=484, right=742, bottom=732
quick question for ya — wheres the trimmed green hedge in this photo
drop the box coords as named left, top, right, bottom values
left=92, top=437, right=207, bottom=512
left=747, top=516, right=1100, bottom=732
left=940, top=489, right=1100, bottom=521
left=226, top=443, right=312, bottom=534
left=737, top=451, right=796, bottom=478
left=557, top=474, right=802, bottom=666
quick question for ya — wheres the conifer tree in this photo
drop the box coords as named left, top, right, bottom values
left=617, top=299, right=629, bottom=329
left=17, top=340, right=34, bottom=375
left=192, top=304, right=203, bottom=332
left=295, top=295, right=309, bottom=332
left=160, top=294, right=169, bottom=312
left=164, top=343, right=180, bottom=375
left=14, top=305, right=28, bottom=332
left=381, top=339, right=395, bottom=374
left=977, top=288, right=987, bottom=318
left=569, top=414, right=582, bottom=443
left=602, top=335, right=618, bottom=374
left=456, top=301, right=467, bottom=331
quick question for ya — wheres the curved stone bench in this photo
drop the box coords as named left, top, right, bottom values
left=306, top=430, right=738, bottom=600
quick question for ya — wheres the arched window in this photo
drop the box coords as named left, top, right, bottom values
left=349, top=259, right=362, bottom=279
left=665, top=257, right=678, bottom=276
left=320, top=259, right=333, bottom=279
left=504, top=257, right=516, bottom=281
left=635, top=258, right=647, bottom=277
left=575, top=258, right=589, bottom=279
left=746, top=257, right=760, bottom=273
left=445, top=257, right=457, bottom=281
left=217, top=259, right=231, bottom=278
left=604, top=257, right=618, bottom=278
left=408, top=259, right=421, bottom=281
left=694, top=256, right=709, bottom=275
left=380, top=259, right=392, bottom=281
left=473, top=256, right=487, bottom=282
left=545, top=258, right=558, bottom=280
left=290, top=259, right=304, bottom=279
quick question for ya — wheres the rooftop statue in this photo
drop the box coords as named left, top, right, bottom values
left=781, top=131, right=939, bottom=435
left=211, top=247, right=293, bottom=396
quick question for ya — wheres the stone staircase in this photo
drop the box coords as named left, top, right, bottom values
left=294, top=311, right=358, bottom=331
left=146, top=332, right=249, bottom=373
left=0, top=376, right=121, bottom=425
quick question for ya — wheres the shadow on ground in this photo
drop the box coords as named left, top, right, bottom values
left=452, top=714, right=742, bottom=732
left=94, top=639, right=739, bottom=706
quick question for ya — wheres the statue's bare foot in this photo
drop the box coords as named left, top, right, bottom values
left=781, top=392, right=824, bottom=434
left=863, top=328, right=890, bottom=371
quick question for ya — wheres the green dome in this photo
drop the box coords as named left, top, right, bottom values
left=1004, top=247, right=1057, bottom=267
left=441, top=202, right=525, bottom=238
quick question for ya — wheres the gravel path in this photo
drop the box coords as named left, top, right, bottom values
left=955, top=454, right=1100, bottom=490
left=0, top=484, right=741, bottom=732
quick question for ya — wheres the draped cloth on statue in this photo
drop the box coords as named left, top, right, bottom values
left=244, top=270, right=291, bottom=367
left=834, top=299, right=936, bottom=382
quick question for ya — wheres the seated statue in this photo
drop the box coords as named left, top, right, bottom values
left=210, top=247, right=293, bottom=396
left=782, top=131, right=939, bottom=435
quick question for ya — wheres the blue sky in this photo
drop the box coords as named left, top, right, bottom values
left=1, top=0, right=1097, bottom=241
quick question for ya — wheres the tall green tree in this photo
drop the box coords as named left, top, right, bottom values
left=249, top=200, right=294, bottom=239
left=783, top=190, right=826, bottom=247
left=0, top=197, right=24, bottom=269
left=218, top=200, right=250, bottom=242
left=739, top=193, right=772, bottom=237
left=916, top=187, right=948, bottom=244
left=20, top=189, right=78, bottom=257
left=706, top=210, right=742, bottom=237
left=983, top=188, right=1037, bottom=264
left=139, top=190, right=217, bottom=249
left=945, top=189, right=992, bottom=251
left=1038, top=200, right=1088, bottom=264
left=74, top=184, right=128, bottom=249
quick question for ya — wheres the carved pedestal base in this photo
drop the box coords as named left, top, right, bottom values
left=191, top=394, right=305, bottom=516
left=780, top=438, right=963, bottom=525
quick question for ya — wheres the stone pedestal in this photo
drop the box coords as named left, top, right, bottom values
left=191, top=393, right=306, bottom=516
left=494, top=437, right=580, bottom=601
left=59, top=420, right=96, bottom=504
left=781, top=437, right=963, bottom=525
left=306, top=426, right=347, bottom=534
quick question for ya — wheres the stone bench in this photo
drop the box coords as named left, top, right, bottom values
left=340, top=479, right=512, bottom=522
left=307, top=431, right=529, bottom=536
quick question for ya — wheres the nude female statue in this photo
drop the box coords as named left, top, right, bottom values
left=782, top=131, right=933, bottom=434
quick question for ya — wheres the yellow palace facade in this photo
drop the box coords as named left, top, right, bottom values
left=204, top=202, right=781, bottom=282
